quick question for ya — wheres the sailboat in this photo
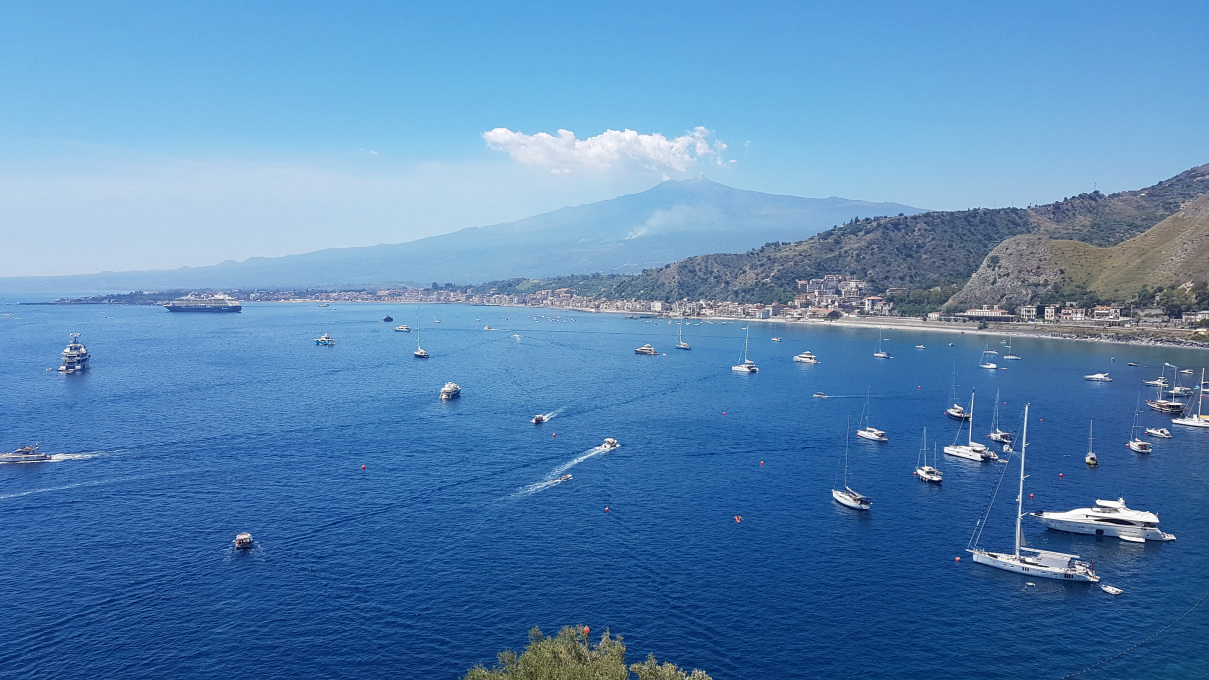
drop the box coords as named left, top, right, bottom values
left=414, top=309, right=429, bottom=358
left=1146, top=364, right=1183, bottom=413
left=1127, top=396, right=1152, bottom=453
left=731, top=327, right=758, bottom=373
left=987, top=390, right=1013, bottom=447
left=855, top=390, right=888, bottom=441
left=978, top=343, right=998, bottom=369
left=1084, top=421, right=1098, bottom=467
left=967, top=403, right=1100, bottom=583
left=944, top=388, right=998, bottom=462
left=832, top=418, right=871, bottom=510
left=1172, top=368, right=1209, bottom=428
left=914, top=428, right=942, bottom=483
left=873, top=336, right=891, bottom=359
left=945, top=366, right=971, bottom=421
left=675, top=324, right=691, bottom=350
left=1003, top=339, right=1021, bottom=360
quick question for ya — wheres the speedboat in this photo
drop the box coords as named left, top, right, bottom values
left=1032, top=498, right=1176, bottom=541
left=394, top=324, right=412, bottom=332
left=314, top=333, right=335, bottom=345
left=1, top=443, right=50, bottom=463
left=439, top=382, right=461, bottom=400
left=601, top=438, right=619, bottom=450
left=558, top=474, right=572, bottom=482
left=634, top=344, right=658, bottom=355
left=1127, top=438, right=1152, bottom=453
left=1145, top=427, right=1172, bottom=438
left=771, top=337, right=782, bottom=342
left=793, top=351, right=820, bottom=364
left=915, top=345, right=926, bottom=349
left=855, top=426, right=887, bottom=442
left=1143, top=377, right=1169, bottom=387
left=1084, top=373, right=1112, bottom=382
left=813, top=392, right=827, bottom=398
left=531, top=414, right=547, bottom=424
left=233, top=533, right=253, bottom=549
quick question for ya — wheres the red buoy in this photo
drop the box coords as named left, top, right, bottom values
left=1030, top=493, right=1034, bottom=498
left=760, top=460, right=764, bottom=466
left=955, top=557, right=961, bottom=561
left=361, top=465, right=366, bottom=470
left=604, top=507, right=609, bottom=512
left=1059, top=473, right=1064, bottom=478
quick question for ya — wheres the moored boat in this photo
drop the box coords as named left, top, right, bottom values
left=634, top=344, right=658, bottom=355
left=233, top=533, right=253, bottom=549
left=793, top=350, right=820, bottom=364
left=164, top=293, right=242, bottom=312
left=1032, top=497, right=1175, bottom=542
left=58, top=333, right=90, bottom=373
left=314, top=333, right=335, bottom=346
left=439, top=382, right=461, bottom=400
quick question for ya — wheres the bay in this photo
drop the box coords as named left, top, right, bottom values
left=2, top=302, right=1207, bottom=679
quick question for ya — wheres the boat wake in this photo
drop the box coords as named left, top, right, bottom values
left=514, top=443, right=617, bottom=496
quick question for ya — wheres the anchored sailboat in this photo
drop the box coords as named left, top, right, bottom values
left=914, top=428, right=942, bottom=483
left=944, top=388, right=998, bottom=462
left=732, top=327, right=758, bottom=373
left=1172, top=368, right=1209, bottom=428
left=967, top=403, right=1100, bottom=583
left=832, top=418, right=871, bottom=510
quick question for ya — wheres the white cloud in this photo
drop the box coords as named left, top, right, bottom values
left=483, top=126, right=728, bottom=175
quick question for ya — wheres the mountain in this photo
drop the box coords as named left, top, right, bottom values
left=579, top=164, right=1209, bottom=304
left=0, top=179, right=923, bottom=296
left=947, top=188, right=1209, bottom=309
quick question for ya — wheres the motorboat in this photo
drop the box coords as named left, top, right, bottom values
left=1084, top=373, right=1112, bottom=382
left=531, top=414, right=547, bottom=424
left=58, top=333, right=90, bottom=373
left=968, top=403, right=1100, bottom=583
left=1, top=443, right=50, bottom=463
left=1101, top=585, right=1124, bottom=595
left=1032, top=497, right=1176, bottom=542
left=915, top=345, right=926, bottom=349
left=856, top=426, right=888, bottom=442
left=1127, top=362, right=1139, bottom=366
left=1145, top=427, right=1173, bottom=438
left=601, top=438, right=619, bottom=450
left=771, top=337, right=782, bottom=342
left=233, top=533, right=253, bottom=549
left=813, top=392, right=827, bottom=398
left=439, top=382, right=461, bottom=400
left=634, top=344, right=658, bottom=355
left=314, top=333, right=335, bottom=346
left=1143, top=377, right=1169, bottom=387
left=945, top=388, right=998, bottom=462
left=914, top=428, right=942, bottom=483
left=558, top=474, right=572, bottom=482
left=394, top=324, right=412, bottom=332
left=793, top=351, right=820, bottom=364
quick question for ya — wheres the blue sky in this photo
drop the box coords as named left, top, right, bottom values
left=2, top=1, right=1206, bottom=278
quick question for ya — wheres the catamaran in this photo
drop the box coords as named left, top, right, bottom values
left=732, top=327, right=758, bottom=373
left=967, top=403, right=1100, bottom=583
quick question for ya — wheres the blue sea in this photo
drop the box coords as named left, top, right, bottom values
left=2, top=302, right=1207, bottom=679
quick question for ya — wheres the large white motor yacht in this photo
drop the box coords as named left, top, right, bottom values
left=1032, top=498, right=1176, bottom=542
left=793, top=351, right=820, bottom=364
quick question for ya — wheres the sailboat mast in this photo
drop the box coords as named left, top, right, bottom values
left=1014, top=403, right=1030, bottom=557
left=967, top=388, right=976, bottom=447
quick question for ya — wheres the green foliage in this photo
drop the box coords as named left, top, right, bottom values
left=461, top=626, right=712, bottom=680
left=884, top=285, right=961, bottom=317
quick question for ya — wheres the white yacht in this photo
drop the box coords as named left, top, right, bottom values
left=792, top=350, right=820, bottom=364
left=855, top=391, right=887, bottom=442
left=58, top=333, right=90, bottom=373
left=1084, top=420, right=1098, bottom=467
left=732, top=327, right=758, bottom=372
left=1145, top=427, right=1173, bottom=438
left=439, top=382, right=461, bottom=400
left=978, top=344, right=998, bottom=369
left=1, top=443, right=50, bottom=463
left=233, top=533, right=253, bottom=549
left=914, top=428, right=942, bottom=483
left=1127, top=398, right=1152, bottom=453
left=1172, top=369, right=1209, bottom=428
left=967, top=403, right=1100, bottom=583
left=1032, top=498, right=1176, bottom=542
left=634, top=344, right=658, bottom=355
left=601, top=438, right=619, bottom=450
left=1084, top=373, right=1112, bottom=382
left=944, top=388, right=998, bottom=462
left=394, top=324, right=412, bottom=332
left=314, top=333, right=335, bottom=346
left=833, top=420, right=871, bottom=510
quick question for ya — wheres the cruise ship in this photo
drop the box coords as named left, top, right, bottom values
left=164, top=294, right=242, bottom=313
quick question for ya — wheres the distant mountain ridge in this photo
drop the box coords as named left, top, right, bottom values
left=0, top=179, right=923, bottom=297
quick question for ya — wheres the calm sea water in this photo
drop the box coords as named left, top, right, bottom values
left=2, top=302, right=1207, bottom=679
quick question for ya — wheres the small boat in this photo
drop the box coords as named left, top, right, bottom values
left=1003, top=340, right=1021, bottom=360
left=1084, top=373, right=1112, bottom=382
left=634, top=344, right=658, bottom=355
left=987, top=390, right=1013, bottom=446
left=1085, top=421, right=1098, bottom=467
left=1127, top=398, right=1152, bottom=453
left=732, top=327, right=758, bottom=373
left=915, top=345, right=926, bottom=349
left=793, top=350, right=820, bottom=364
left=1143, top=377, right=1169, bottom=387
left=484, top=326, right=494, bottom=331
left=314, top=333, right=335, bottom=345
left=914, top=428, right=942, bottom=483
left=945, top=367, right=971, bottom=420
left=601, top=438, right=619, bottom=450
left=318, top=303, right=330, bottom=307
left=1145, top=427, right=1172, bottom=438
left=394, top=324, right=412, bottom=332
left=233, top=533, right=253, bottom=549
left=1, top=443, right=50, bottom=464
left=531, top=414, right=547, bottom=424
left=1127, top=362, right=1139, bottom=366
left=833, top=418, right=871, bottom=510
left=439, top=382, right=461, bottom=400
left=978, top=344, right=998, bottom=369
left=771, top=337, right=782, bottom=342
left=813, top=392, right=827, bottom=398
left=1101, top=585, right=1124, bottom=595
left=855, top=391, right=888, bottom=442
left=382, top=316, right=393, bottom=322
left=558, top=474, right=572, bottom=482
left=945, top=388, right=998, bottom=462
left=873, top=336, right=890, bottom=359
left=968, top=403, right=1099, bottom=583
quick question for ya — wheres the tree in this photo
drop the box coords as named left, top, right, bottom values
left=461, top=625, right=712, bottom=680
